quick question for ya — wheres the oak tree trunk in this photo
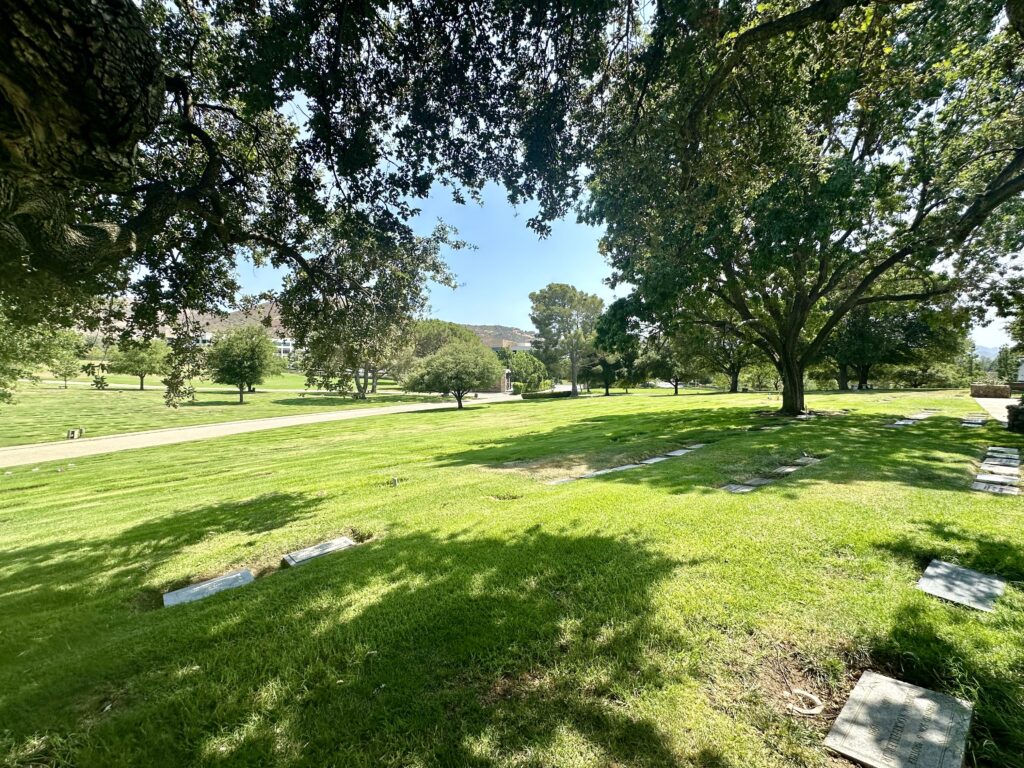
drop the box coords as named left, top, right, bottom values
left=837, top=364, right=849, bottom=391
left=777, top=354, right=805, bottom=416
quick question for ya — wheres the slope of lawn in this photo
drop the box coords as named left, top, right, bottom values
left=1, top=389, right=1022, bottom=767
left=0, top=385, right=444, bottom=447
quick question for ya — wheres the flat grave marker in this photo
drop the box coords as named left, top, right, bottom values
left=722, top=483, right=755, bottom=493
left=745, top=477, right=774, bottom=487
left=772, top=465, right=802, bottom=475
left=282, top=536, right=357, bottom=567
left=962, top=422, right=984, bottom=427
left=687, top=443, right=707, bottom=449
left=988, top=446, right=1019, bottom=455
left=640, top=456, right=668, bottom=465
left=665, top=449, right=692, bottom=457
left=971, top=481, right=1020, bottom=495
left=824, top=671, right=972, bottom=768
left=976, top=472, right=1018, bottom=486
left=917, top=559, right=1006, bottom=612
left=892, top=419, right=917, bottom=426
left=987, top=452, right=1019, bottom=462
left=793, top=456, right=822, bottom=465
left=981, top=456, right=1019, bottom=467
left=978, top=463, right=1019, bottom=477
left=163, top=569, right=253, bottom=607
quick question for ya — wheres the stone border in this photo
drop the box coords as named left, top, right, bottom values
left=972, top=446, right=1021, bottom=495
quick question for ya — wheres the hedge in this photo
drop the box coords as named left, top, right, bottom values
left=521, top=390, right=573, bottom=400
left=1008, top=404, right=1024, bottom=433
left=970, top=383, right=1011, bottom=398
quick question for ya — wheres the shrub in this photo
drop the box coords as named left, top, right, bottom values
left=1008, top=403, right=1024, bottom=433
left=970, top=383, right=1011, bottom=398
left=522, top=390, right=572, bottom=399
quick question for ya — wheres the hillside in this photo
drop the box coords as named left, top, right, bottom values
left=462, top=324, right=536, bottom=349
left=198, top=306, right=536, bottom=348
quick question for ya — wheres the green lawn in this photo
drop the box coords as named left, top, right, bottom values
left=0, top=385, right=444, bottom=447
left=41, top=367, right=403, bottom=392
left=1, top=389, right=1022, bottom=767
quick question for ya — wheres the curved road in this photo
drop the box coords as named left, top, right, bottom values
left=0, top=394, right=518, bottom=469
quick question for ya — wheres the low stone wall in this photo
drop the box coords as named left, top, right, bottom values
left=971, top=383, right=1012, bottom=398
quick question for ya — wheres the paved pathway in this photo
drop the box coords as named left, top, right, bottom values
left=974, top=396, right=1016, bottom=424
left=0, top=394, right=518, bottom=468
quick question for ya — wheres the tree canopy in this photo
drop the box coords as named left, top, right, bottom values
left=405, top=341, right=503, bottom=409
left=1, top=0, right=622, bottom=363
left=108, top=339, right=171, bottom=390
left=529, top=283, right=604, bottom=396
left=584, top=0, right=1024, bottom=414
left=206, top=326, right=280, bottom=403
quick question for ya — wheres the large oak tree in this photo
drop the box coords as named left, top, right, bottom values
left=583, top=0, right=1024, bottom=414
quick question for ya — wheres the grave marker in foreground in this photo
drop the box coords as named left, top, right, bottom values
left=282, top=536, right=357, bottom=567
left=916, top=559, right=1006, bottom=612
left=163, top=570, right=253, bottom=607
left=825, top=671, right=972, bottom=768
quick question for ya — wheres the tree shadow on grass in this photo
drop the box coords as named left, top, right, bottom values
left=3, top=530, right=717, bottom=767
left=0, top=492, right=322, bottom=618
left=869, top=521, right=1024, bottom=765
left=432, top=403, right=1011, bottom=496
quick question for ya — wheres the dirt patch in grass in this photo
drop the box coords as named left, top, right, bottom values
left=480, top=669, right=547, bottom=706
left=493, top=458, right=597, bottom=483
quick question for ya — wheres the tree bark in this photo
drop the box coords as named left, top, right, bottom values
left=673, top=379, right=679, bottom=395
left=837, top=364, right=849, bottom=391
left=139, top=375, right=145, bottom=391
left=570, top=352, right=579, bottom=396
left=728, top=369, right=740, bottom=393
left=455, top=392, right=464, bottom=409
left=777, top=354, right=805, bottom=415
left=238, top=385, right=245, bottom=403
left=371, top=369, right=378, bottom=394
left=857, top=365, right=870, bottom=390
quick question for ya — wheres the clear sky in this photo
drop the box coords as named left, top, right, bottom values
left=235, top=182, right=1010, bottom=349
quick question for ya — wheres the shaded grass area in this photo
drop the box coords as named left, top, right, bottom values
left=1, top=389, right=1022, bottom=766
left=0, top=386, right=444, bottom=447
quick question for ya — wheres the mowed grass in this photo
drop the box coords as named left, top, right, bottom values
left=43, top=368, right=404, bottom=391
left=0, top=385, right=444, bottom=447
left=1, top=389, right=1022, bottom=767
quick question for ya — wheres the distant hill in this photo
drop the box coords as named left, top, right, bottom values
left=194, top=307, right=537, bottom=350
left=975, top=344, right=999, bottom=360
left=461, top=324, right=537, bottom=349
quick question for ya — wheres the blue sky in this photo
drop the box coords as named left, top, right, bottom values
left=235, top=183, right=1010, bottom=349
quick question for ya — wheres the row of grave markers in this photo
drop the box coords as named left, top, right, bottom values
left=162, top=534, right=359, bottom=607
left=825, top=432, right=1015, bottom=767
left=971, top=445, right=1020, bottom=495
left=546, top=443, right=707, bottom=485
left=721, top=454, right=821, bottom=493
left=885, top=408, right=939, bottom=428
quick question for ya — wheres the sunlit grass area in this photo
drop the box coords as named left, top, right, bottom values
left=1, top=389, right=1021, bottom=766
left=38, top=367, right=402, bottom=392
left=0, top=385, right=443, bottom=447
